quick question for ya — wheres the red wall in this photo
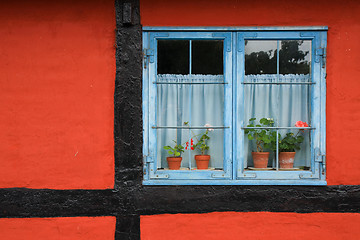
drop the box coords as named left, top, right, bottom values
left=0, top=1, right=358, bottom=188
left=0, top=217, right=115, bottom=240
left=0, top=0, right=115, bottom=189
left=141, top=0, right=360, bottom=185
left=141, top=212, right=360, bottom=240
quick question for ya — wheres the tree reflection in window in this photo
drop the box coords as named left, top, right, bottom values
left=245, top=40, right=310, bottom=75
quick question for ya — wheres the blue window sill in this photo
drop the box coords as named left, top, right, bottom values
left=143, top=180, right=327, bottom=186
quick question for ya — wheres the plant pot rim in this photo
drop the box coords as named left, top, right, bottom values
left=167, top=156, right=182, bottom=160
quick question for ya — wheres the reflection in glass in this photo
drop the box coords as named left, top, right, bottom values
left=158, top=40, right=189, bottom=74
left=245, top=40, right=312, bottom=75
left=245, top=40, right=277, bottom=75
left=192, top=40, right=223, bottom=74
left=279, top=40, right=311, bottom=74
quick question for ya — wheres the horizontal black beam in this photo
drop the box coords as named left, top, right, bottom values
left=0, top=185, right=359, bottom=218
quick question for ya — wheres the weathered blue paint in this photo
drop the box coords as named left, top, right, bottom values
left=143, top=179, right=327, bottom=185
left=142, top=32, right=150, bottom=181
left=143, top=26, right=328, bottom=31
left=232, top=31, right=238, bottom=180
left=143, top=27, right=327, bottom=185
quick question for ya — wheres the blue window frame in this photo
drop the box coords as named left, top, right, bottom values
left=142, top=27, right=327, bottom=185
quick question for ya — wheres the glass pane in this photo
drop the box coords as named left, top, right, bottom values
left=157, top=129, right=190, bottom=169
left=277, top=84, right=311, bottom=127
left=244, top=118, right=276, bottom=170
left=192, top=40, right=223, bottom=74
left=156, top=79, right=190, bottom=126
left=278, top=129, right=311, bottom=169
left=158, top=40, right=189, bottom=74
left=245, top=129, right=311, bottom=170
left=189, top=129, right=224, bottom=170
left=157, top=128, right=224, bottom=170
left=244, top=84, right=278, bottom=122
left=243, top=82, right=311, bottom=170
left=191, top=83, right=224, bottom=126
left=279, top=40, right=311, bottom=74
left=245, top=40, right=277, bottom=75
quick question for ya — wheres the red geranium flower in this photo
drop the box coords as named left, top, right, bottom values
left=295, top=121, right=309, bottom=128
left=185, top=139, right=194, bottom=150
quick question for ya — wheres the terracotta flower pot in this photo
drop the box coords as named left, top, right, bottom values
left=195, top=155, right=210, bottom=169
left=167, top=157, right=182, bottom=170
left=251, top=152, right=270, bottom=168
left=279, top=152, right=296, bottom=169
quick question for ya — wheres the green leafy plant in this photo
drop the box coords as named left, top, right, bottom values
left=279, top=121, right=309, bottom=152
left=186, top=123, right=214, bottom=155
left=193, top=130, right=212, bottom=155
left=193, top=132, right=210, bottom=155
left=245, top=117, right=276, bottom=152
left=278, top=133, right=304, bottom=152
left=163, top=140, right=184, bottom=157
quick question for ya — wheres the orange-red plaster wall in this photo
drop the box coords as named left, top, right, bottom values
left=0, top=0, right=115, bottom=189
left=141, top=0, right=360, bottom=185
left=141, top=212, right=360, bottom=240
left=0, top=217, right=115, bottom=240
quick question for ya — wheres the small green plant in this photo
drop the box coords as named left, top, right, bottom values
left=245, top=118, right=276, bottom=152
left=192, top=126, right=213, bottom=155
left=184, top=123, right=214, bottom=155
left=279, top=121, right=309, bottom=152
left=163, top=140, right=184, bottom=157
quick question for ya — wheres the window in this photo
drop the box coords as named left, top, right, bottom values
left=142, top=27, right=327, bottom=185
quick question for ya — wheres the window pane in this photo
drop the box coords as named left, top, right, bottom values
left=190, top=82, right=224, bottom=169
left=277, top=83, right=311, bottom=127
left=278, top=129, right=311, bottom=169
left=189, top=128, right=224, bottom=169
left=157, top=129, right=190, bottom=169
left=158, top=40, right=189, bottom=74
left=192, top=40, right=223, bottom=74
left=245, top=40, right=277, bottom=75
left=157, top=128, right=224, bottom=170
left=156, top=77, right=190, bottom=127
left=190, top=82, right=224, bottom=126
left=279, top=40, right=311, bottom=74
left=244, top=82, right=311, bottom=170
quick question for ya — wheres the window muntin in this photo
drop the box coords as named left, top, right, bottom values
left=143, top=28, right=327, bottom=185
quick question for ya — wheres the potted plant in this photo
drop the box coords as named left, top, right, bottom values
left=245, top=118, right=276, bottom=168
left=278, top=121, right=309, bottom=169
left=191, top=124, right=214, bottom=169
left=163, top=140, right=184, bottom=170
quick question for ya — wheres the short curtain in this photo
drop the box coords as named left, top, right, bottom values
left=156, top=74, right=311, bottom=169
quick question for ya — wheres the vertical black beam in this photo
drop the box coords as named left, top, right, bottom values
left=115, top=215, right=141, bottom=240
left=114, top=0, right=142, bottom=239
left=114, top=0, right=142, bottom=187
